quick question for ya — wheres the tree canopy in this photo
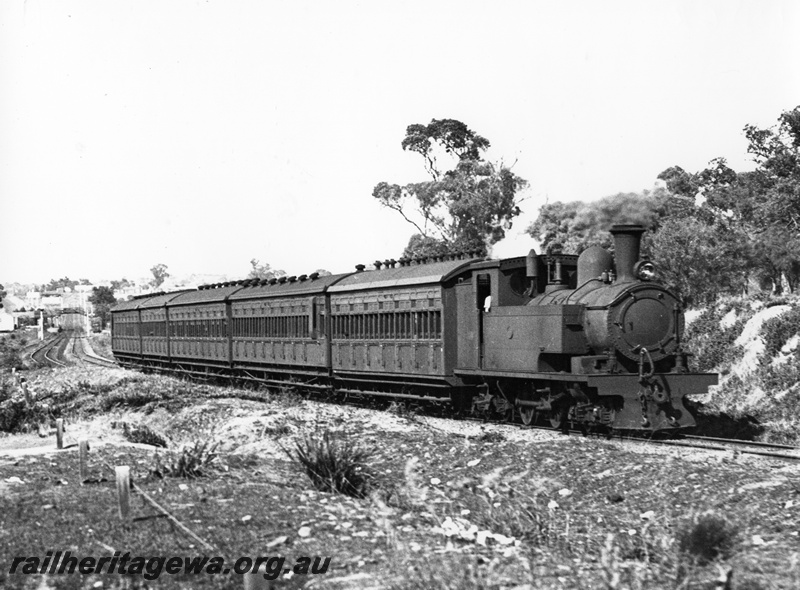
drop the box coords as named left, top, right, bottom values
left=526, top=105, right=800, bottom=304
left=374, top=119, right=527, bottom=258
left=89, top=286, right=117, bottom=328
left=110, top=278, right=134, bottom=291
left=41, top=277, right=87, bottom=292
left=247, top=259, right=286, bottom=280
left=150, top=264, right=169, bottom=289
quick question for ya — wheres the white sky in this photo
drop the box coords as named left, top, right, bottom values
left=1, top=0, right=798, bottom=285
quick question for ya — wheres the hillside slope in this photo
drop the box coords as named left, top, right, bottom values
left=685, top=294, right=800, bottom=443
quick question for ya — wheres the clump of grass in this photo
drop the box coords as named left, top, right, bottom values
left=477, top=429, right=505, bottom=443
left=121, top=422, right=168, bottom=447
left=152, top=439, right=219, bottom=478
left=453, top=467, right=546, bottom=545
left=100, top=386, right=163, bottom=411
left=289, top=427, right=374, bottom=498
left=260, top=418, right=292, bottom=437
left=676, top=511, right=739, bottom=564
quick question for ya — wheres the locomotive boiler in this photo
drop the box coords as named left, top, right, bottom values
left=111, top=225, right=717, bottom=433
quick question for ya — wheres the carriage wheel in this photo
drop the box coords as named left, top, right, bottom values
left=519, top=406, right=537, bottom=426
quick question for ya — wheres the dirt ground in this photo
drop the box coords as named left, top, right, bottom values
left=1, top=366, right=799, bottom=590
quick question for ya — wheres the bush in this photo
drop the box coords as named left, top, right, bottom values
left=676, top=511, right=739, bottom=564
left=0, top=397, right=55, bottom=433
left=684, top=303, right=749, bottom=372
left=289, top=428, right=374, bottom=498
left=100, top=387, right=162, bottom=411
left=121, top=422, right=168, bottom=447
left=152, top=439, right=219, bottom=478
left=0, top=337, right=24, bottom=371
left=0, top=373, right=13, bottom=403
left=760, top=305, right=800, bottom=359
left=761, top=359, right=800, bottom=392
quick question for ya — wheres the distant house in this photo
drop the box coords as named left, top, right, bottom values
left=0, top=311, right=15, bottom=332
left=25, top=291, right=42, bottom=310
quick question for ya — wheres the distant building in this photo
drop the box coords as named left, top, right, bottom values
left=40, top=293, right=63, bottom=313
left=0, top=311, right=15, bottom=332
left=25, top=291, right=42, bottom=310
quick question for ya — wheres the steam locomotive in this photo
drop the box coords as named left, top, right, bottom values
left=111, top=225, right=717, bottom=432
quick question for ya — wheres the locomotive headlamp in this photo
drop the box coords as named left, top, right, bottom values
left=635, top=261, right=656, bottom=281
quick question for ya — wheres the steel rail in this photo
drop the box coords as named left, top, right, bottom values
left=643, top=437, right=800, bottom=461
left=682, top=434, right=798, bottom=451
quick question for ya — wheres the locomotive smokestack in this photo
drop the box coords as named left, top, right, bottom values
left=610, top=225, right=646, bottom=283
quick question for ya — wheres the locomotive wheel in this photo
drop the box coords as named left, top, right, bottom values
left=548, top=410, right=565, bottom=430
left=495, top=405, right=515, bottom=423
left=519, top=406, right=537, bottom=426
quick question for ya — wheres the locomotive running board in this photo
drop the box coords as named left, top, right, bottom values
left=454, top=368, right=590, bottom=382
left=585, top=373, right=719, bottom=397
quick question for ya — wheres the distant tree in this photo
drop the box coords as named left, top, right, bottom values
left=110, top=278, right=134, bottom=291
left=248, top=259, right=286, bottom=280
left=400, top=118, right=491, bottom=180
left=89, top=286, right=117, bottom=329
left=0, top=283, right=6, bottom=309
left=752, top=229, right=800, bottom=294
left=402, top=234, right=451, bottom=259
left=373, top=119, right=527, bottom=256
left=653, top=107, right=800, bottom=295
left=743, top=106, right=800, bottom=231
left=313, top=269, right=332, bottom=277
left=150, top=264, right=169, bottom=289
left=44, top=277, right=78, bottom=292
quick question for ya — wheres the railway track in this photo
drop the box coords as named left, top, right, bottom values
left=27, top=333, right=69, bottom=368
left=290, top=389, right=800, bottom=463
left=653, top=433, right=800, bottom=461
left=22, top=331, right=117, bottom=370
left=446, top=409, right=800, bottom=462
left=521, top=423, right=800, bottom=462
left=69, top=334, right=118, bottom=368
left=70, top=344, right=800, bottom=461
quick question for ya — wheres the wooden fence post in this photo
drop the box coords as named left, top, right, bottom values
left=22, top=382, right=32, bottom=406
left=79, top=440, right=89, bottom=483
left=56, top=419, right=64, bottom=450
left=116, top=466, right=131, bottom=520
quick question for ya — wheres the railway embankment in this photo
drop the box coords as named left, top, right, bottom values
left=0, top=328, right=799, bottom=589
